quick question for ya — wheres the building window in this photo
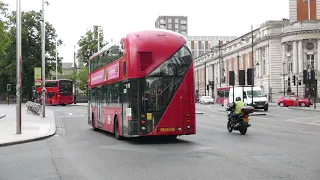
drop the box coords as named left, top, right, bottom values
left=168, top=18, right=172, bottom=23
left=181, top=20, right=187, bottom=24
left=168, top=24, right=172, bottom=29
left=175, top=19, right=178, bottom=23
left=208, top=41, right=212, bottom=48
left=181, top=31, right=187, bottom=35
left=201, top=41, right=205, bottom=50
left=175, top=24, right=179, bottom=28
left=194, top=51, right=198, bottom=58
left=307, top=54, right=315, bottom=69
left=194, top=41, right=198, bottom=51
left=181, top=25, right=187, bottom=30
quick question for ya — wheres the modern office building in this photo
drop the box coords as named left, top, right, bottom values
left=194, top=0, right=320, bottom=102
left=155, top=16, right=188, bottom=36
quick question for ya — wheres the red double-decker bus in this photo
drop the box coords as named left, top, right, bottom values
left=88, top=29, right=195, bottom=139
left=36, top=79, right=74, bottom=106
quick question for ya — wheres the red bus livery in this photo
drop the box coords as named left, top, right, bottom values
left=88, top=29, right=196, bottom=139
left=36, top=79, right=74, bottom=106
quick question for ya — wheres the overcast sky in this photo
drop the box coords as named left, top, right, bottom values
left=4, top=0, right=289, bottom=63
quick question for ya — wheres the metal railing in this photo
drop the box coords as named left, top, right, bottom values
left=26, top=101, right=42, bottom=115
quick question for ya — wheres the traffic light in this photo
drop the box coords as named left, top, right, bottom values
left=7, top=84, right=11, bottom=92
left=292, top=75, right=296, bottom=86
left=207, top=85, right=209, bottom=91
left=299, top=80, right=301, bottom=85
left=229, top=71, right=235, bottom=86
left=288, top=77, right=290, bottom=86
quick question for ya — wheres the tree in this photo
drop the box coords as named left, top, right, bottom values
left=70, top=66, right=88, bottom=91
left=77, top=25, right=106, bottom=66
left=0, top=2, right=9, bottom=58
left=0, top=10, right=63, bottom=100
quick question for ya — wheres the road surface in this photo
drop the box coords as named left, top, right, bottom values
left=0, top=104, right=319, bottom=180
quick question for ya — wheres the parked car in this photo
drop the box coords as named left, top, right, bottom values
left=200, top=96, right=214, bottom=104
left=277, top=95, right=313, bottom=107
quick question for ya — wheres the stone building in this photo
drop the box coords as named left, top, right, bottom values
left=194, top=0, right=320, bottom=102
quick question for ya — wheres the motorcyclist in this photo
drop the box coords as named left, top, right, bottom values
left=232, top=97, right=246, bottom=122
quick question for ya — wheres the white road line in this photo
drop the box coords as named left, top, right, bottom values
left=254, top=123, right=281, bottom=129
left=285, top=120, right=320, bottom=127
left=298, top=130, right=318, bottom=135
left=285, top=116, right=320, bottom=121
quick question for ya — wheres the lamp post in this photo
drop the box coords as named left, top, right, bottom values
left=73, top=46, right=77, bottom=104
left=251, top=25, right=254, bottom=106
left=16, top=0, right=22, bottom=134
left=55, top=39, right=58, bottom=80
left=282, top=61, right=286, bottom=96
left=41, top=0, right=49, bottom=117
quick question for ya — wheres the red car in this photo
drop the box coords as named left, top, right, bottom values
left=278, top=95, right=313, bottom=107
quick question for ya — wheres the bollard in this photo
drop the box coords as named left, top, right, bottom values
left=26, top=101, right=42, bottom=116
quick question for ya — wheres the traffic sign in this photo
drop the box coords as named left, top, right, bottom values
left=41, top=87, right=47, bottom=92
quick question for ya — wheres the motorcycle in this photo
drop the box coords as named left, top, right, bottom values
left=226, top=103, right=254, bottom=135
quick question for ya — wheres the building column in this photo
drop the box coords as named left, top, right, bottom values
left=317, top=39, right=320, bottom=97
left=266, top=46, right=269, bottom=76
left=258, top=48, right=262, bottom=78
left=282, top=44, right=286, bottom=94
left=318, top=39, right=320, bottom=71
left=282, top=44, right=287, bottom=73
left=298, top=40, right=303, bottom=74
left=293, top=41, right=298, bottom=74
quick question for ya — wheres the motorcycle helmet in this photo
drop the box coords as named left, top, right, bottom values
left=236, top=97, right=241, bottom=101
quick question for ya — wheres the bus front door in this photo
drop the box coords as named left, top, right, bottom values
left=97, top=87, right=103, bottom=129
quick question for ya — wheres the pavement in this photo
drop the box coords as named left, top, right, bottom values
left=0, top=104, right=319, bottom=180
left=0, top=104, right=56, bottom=146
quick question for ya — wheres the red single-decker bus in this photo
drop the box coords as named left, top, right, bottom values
left=36, top=79, right=74, bottom=106
left=88, top=29, right=196, bottom=139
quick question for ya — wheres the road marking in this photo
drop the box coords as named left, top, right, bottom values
left=298, top=130, right=318, bottom=135
left=59, top=114, right=84, bottom=118
left=254, top=123, right=281, bottom=129
left=286, top=119, right=320, bottom=127
left=285, top=116, right=320, bottom=121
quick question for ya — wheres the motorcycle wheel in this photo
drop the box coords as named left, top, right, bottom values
left=227, top=120, right=233, bottom=132
left=239, top=125, right=247, bottom=135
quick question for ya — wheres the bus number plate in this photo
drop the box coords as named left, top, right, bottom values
left=159, top=128, right=175, bottom=132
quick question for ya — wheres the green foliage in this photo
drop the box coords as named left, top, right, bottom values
left=77, top=25, right=106, bottom=66
left=69, top=67, right=88, bottom=91
left=0, top=8, right=63, bottom=100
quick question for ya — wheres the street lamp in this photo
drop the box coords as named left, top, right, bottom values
left=73, top=45, right=77, bottom=104
left=282, top=61, right=286, bottom=96
left=16, top=0, right=22, bottom=134
left=41, top=0, right=49, bottom=117
left=55, top=39, right=58, bottom=80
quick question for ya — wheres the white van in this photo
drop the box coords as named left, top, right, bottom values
left=229, top=86, right=268, bottom=111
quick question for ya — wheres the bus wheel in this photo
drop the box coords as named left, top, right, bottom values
left=114, top=117, right=123, bottom=140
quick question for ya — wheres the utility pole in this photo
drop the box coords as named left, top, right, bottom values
left=282, top=62, right=286, bottom=96
left=218, top=40, right=221, bottom=87
left=16, top=0, right=22, bottom=134
left=204, top=62, right=207, bottom=96
left=41, top=0, right=49, bottom=117
left=55, top=39, right=58, bottom=80
left=74, top=46, right=77, bottom=104
left=251, top=25, right=254, bottom=105
left=97, top=26, right=100, bottom=51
